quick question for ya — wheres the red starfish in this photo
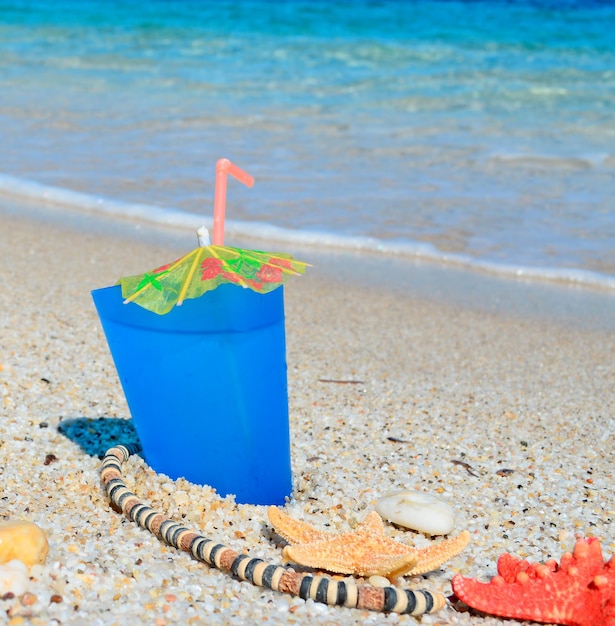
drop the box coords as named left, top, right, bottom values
left=452, top=537, right=615, bottom=626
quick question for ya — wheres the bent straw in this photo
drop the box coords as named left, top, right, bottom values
left=212, top=158, right=255, bottom=246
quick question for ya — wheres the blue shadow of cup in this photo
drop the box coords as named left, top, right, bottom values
left=91, top=284, right=292, bottom=505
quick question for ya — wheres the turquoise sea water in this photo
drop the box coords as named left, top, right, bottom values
left=1, top=0, right=614, bottom=287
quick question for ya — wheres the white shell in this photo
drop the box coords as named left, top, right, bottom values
left=375, top=490, right=455, bottom=535
left=368, top=575, right=390, bottom=588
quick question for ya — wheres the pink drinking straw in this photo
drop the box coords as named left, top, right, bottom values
left=212, top=158, right=255, bottom=246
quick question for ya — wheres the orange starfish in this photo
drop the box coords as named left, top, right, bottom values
left=268, top=507, right=470, bottom=579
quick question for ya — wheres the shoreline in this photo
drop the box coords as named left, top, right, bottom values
left=4, top=193, right=615, bottom=332
left=2, top=177, right=615, bottom=298
left=1, top=203, right=614, bottom=624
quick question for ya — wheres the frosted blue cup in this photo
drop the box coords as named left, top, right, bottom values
left=91, top=284, right=292, bottom=505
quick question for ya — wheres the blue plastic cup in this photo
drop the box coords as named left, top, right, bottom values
left=91, top=284, right=292, bottom=505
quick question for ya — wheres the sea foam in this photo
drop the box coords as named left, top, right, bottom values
left=1, top=172, right=614, bottom=293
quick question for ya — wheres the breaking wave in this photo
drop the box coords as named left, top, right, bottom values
left=1, top=172, right=614, bottom=292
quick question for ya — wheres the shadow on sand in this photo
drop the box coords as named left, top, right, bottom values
left=58, top=416, right=141, bottom=459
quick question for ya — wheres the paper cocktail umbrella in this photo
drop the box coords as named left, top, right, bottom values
left=120, top=159, right=308, bottom=315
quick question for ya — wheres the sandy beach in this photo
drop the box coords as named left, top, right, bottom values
left=1, top=199, right=614, bottom=625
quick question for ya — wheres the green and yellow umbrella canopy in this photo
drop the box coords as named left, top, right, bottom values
left=120, top=244, right=308, bottom=315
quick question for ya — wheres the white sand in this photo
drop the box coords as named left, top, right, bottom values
left=1, top=200, right=614, bottom=625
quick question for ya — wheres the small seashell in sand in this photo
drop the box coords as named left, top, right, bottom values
left=375, top=490, right=455, bottom=535
left=0, top=520, right=49, bottom=566
left=368, top=575, right=390, bottom=588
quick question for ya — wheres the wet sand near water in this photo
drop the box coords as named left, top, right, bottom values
left=1, top=201, right=614, bottom=625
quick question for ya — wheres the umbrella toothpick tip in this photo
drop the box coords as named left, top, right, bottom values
left=197, top=226, right=211, bottom=247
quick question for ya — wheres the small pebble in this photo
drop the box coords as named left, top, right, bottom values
left=368, top=575, right=390, bottom=588
left=375, top=490, right=455, bottom=535
left=0, top=521, right=49, bottom=566
left=20, top=592, right=37, bottom=606
left=0, top=560, right=30, bottom=596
